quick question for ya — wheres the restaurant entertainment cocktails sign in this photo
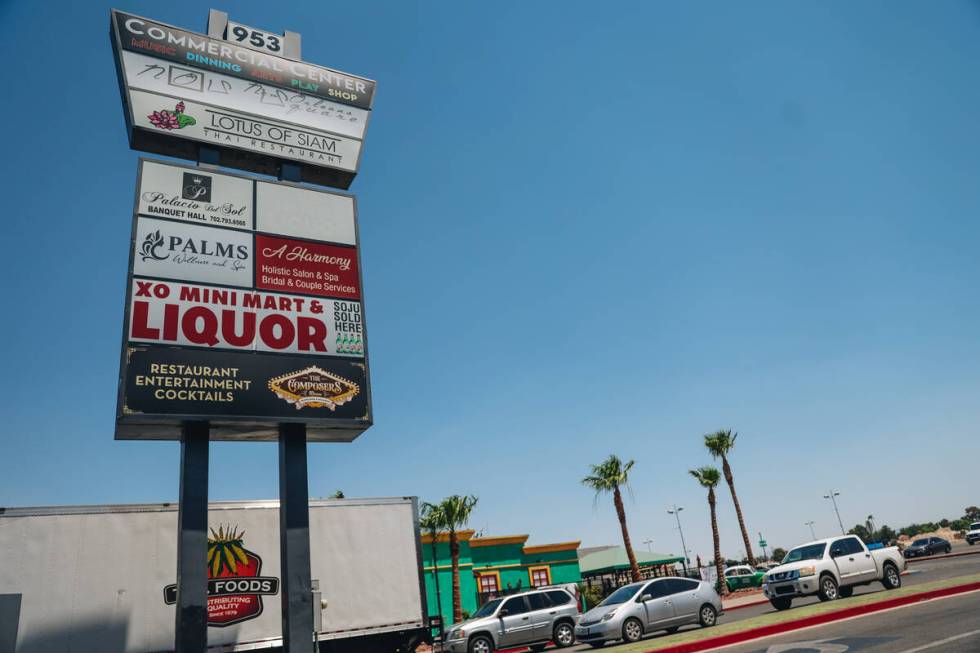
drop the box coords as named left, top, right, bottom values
left=116, top=159, right=371, bottom=441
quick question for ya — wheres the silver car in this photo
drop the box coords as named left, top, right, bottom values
left=444, top=587, right=579, bottom=653
left=574, top=577, right=723, bottom=648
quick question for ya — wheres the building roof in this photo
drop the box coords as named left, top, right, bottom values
left=523, top=541, right=581, bottom=554
left=579, top=546, right=685, bottom=575
left=420, top=529, right=476, bottom=544
left=470, top=534, right=529, bottom=547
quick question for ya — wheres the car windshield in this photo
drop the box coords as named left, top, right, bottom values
left=782, top=543, right=826, bottom=563
left=472, top=599, right=502, bottom=618
left=598, top=584, right=641, bottom=606
left=912, top=539, right=929, bottom=546
left=972, top=523, right=980, bottom=531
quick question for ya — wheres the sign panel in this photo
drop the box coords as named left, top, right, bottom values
left=112, top=11, right=375, bottom=108
left=128, top=279, right=363, bottom=358
left=111, top=10, right=374, bottom=188
left=225, top=21, right=287, bottom=56
left=117, top=159, right=371, bottom=441
left=128, top=90, right=361, bottom=173
left=122, top=51, right=369, bottom=140
left=134, top=216, right=253, bottom=287
left=256, top=234, right=360, bottom=299
left=138, top=159, right=253, bottom=229
left=122, top=346, right=369, bottom=422
left=255, top=181, right=356, bottom=244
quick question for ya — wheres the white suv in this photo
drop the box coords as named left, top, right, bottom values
left=967, top=522, right=980, bottom=546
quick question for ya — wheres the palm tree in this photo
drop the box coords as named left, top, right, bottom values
left=704, top=429, right=756, bottom=566
left=582, top=455, right=641, bottom=582
left=420, top=502, right=446, bottom=623
left=438, top=495, right=479, bottom=623
left=690, top=466, right=728, bottom=596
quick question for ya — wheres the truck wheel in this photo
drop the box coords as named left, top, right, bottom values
left=553, top=621, right=575, bottom=648
left=882, top=563, right=901, bottom=590
left=468, top=634, right=494, bottom=653
left=622, top=617, right=644, bottom=643
left=770, top=597, right=792, bottom=610
left=818, top=575, right=839, bottom=601
left=839, top=586, right=854, bottom=598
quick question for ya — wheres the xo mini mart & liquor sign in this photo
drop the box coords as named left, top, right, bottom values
left=116, top=159, right=371, bottom=442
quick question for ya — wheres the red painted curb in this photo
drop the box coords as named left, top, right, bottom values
left=723, top=598, right=770, bottom=612
left=643, top=581, right=980, bottom=653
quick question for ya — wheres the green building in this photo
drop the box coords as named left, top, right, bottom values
left=421, top=531, right=582, bottom=626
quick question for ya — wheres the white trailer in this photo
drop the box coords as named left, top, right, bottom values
left=0, top=497, right=429, bottom=653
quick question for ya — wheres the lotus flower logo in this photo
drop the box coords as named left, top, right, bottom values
left=140, top=230, right=168, bottom=261
left=148, top=101, right=196, bottom=130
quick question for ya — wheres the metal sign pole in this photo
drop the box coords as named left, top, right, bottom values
left=175, top=420, right=209, bottom=652
left=278, top=422, right=314, bottom=652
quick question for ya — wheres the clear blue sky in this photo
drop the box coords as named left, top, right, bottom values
left=1, top=0, right=979, bottom=563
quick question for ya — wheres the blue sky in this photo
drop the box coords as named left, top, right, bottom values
left=1, top=0, right=979, bottom=562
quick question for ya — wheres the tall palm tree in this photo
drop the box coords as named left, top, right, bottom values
left=420, top=502, right=446, bottom=623
left=582, top=455, right=641, bottom=582
left=690, top=466, right=728, bottom=596
left=438, top=495, right=479, bottom=623
left=704, top=429, right=756, bottom=566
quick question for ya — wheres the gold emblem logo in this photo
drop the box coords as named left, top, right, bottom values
left=268, top=366, right=359, bottom=410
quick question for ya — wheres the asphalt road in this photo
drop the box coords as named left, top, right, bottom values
left=566, top=549, right=980, bottom=652
left=714, top=588, right=980, bottom=653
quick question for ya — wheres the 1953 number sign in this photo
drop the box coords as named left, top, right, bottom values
left=226, top=21, right=283, bottom=55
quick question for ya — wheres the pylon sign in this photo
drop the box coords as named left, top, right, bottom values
left=115, top=159, right=372, bottom=442
left=109, top=10, right=375, bottom=189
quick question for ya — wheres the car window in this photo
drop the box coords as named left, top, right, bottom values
left=912, top=539, right=928, bottom=546
left=472, top=599, right=502, bottom=618
left=844, top=538, right=864, bottom=555
left=665, top=578, right=700, bottom=594
left=831, top=538, right=862, bottom=556
left=527, top=593, right=551, bottom=611
left=545, top=590, right=572, bottom=605
left=725, top=569, right=738, bottom=577
left=599, top=583, right=643, bottom=606
left=971, top=523, right=980, bottom=531
left=502, top=596, right=529, bottom=615
left=783, top=543, right=826, bottom=563
left=641, top=580, right=671, bottom=600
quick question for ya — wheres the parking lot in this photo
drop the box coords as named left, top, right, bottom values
left=564, top=549, right=980, bottom=652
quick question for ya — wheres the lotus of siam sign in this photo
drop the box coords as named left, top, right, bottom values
left=148, top=101, right=196, bottom=130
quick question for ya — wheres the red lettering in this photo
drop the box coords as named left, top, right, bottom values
left=130, top=300, right=160, bottom=339
left=163, top=303, right=179, bottom=341
left=135, top=281, right=153, bottom=297
left=221, top=310, right=256, bottom=346
left=180, top=286, right=201, bottom=302
left=243, top=293, right=261, bottom=309
left=182, top=307, right=219, bottom=346
left=278, top=297, right=291, bottom=312
left=259, top=314, right=294, bottom=350
left=153, top=284, right=170, bottom=299
left=296, top=317, right=327, bottom=352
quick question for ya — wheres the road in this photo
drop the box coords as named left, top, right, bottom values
left=566, top=549, right=980, bottom=651
left=713, top=588, right=980, bottom=653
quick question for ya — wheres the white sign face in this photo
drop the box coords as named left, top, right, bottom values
left=138, top=160, right=253, bottom=230
left=128, top=279, right=364, bottom=358
left=133, top=216, right=254, bottom=287
left=129, top=90, right=361, bottom=173
left=256, top=182, right=356, bottom=245
left=122, top=51, right=369, bottom=140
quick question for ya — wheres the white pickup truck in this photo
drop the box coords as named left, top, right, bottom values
left=762, top=535, right=905, bottom=610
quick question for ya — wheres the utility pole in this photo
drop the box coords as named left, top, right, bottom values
left=642, top=538, right=653, bottom=553
left=823, top=491, right=846, bottom=535
left=667, top=505, right=690, bottom=575
left=805, top=520, right=816, bottom=540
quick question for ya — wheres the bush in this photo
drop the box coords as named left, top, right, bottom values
left=578, top=584, right=603, bottom=610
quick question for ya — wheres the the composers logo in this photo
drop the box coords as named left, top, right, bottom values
left=268, top=366, right=359, bottom=410
left=164, top=525, right=279, bottom=627
left=182, top=172, right=213, bottom=202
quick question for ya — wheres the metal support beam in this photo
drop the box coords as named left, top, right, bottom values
left=279, top=423, right=314, bottom=653
left=175, top=421, right=209, bottom=653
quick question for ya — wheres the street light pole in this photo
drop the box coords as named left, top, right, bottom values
left=642, top=538, right=653, bottom=553
left=667, top=505, right=690, bottom=575
left=804, top=521, right=816, bottom=540
left=823, top=491, right=846, bottom=535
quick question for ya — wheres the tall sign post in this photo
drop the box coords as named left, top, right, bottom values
left=110, top=9, right=376, bottom=652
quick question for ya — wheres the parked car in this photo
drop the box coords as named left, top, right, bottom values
left=903, top=536, right=951, bottom=558
left=574, top=577, right=723, bottom=648
left=724, top=565, right=765, bottom=591
left=763, top=535, right=905, bottom=610
left=967, top=523, right=980, bottom=546
left=443, top=587, right=578, bottom=653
